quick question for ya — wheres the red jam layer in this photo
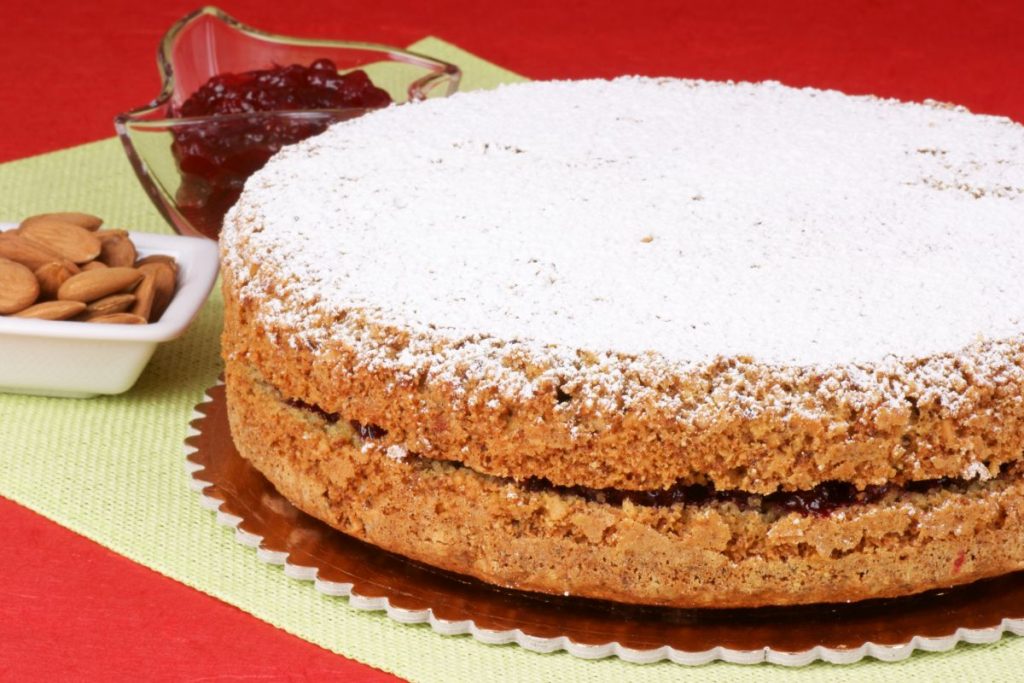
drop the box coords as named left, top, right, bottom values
left=284, top=397, right=985, bottom=517
left=286, top=398, right=386, bottom=439
left=520, top=475, right=967, bottom=517
left=172, top=59, right=392, bottom=238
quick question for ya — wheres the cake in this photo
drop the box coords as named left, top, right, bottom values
left=219, top=77, right=1024, bottom=608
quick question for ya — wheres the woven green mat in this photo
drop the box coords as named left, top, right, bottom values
left=1, top=36, right=1021, bottom=681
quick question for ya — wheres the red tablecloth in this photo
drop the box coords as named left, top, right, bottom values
left=2, top=1, right=1022, bottom=679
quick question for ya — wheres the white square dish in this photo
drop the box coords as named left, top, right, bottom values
left=0, top=229, right=219, bottom=397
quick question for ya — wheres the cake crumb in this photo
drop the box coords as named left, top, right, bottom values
left=964, top=461, right=993, bottom=481
left=386, top=444, right=408, bottom=462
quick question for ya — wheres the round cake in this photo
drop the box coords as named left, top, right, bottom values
left=219, top=77, right=1024, bottom=608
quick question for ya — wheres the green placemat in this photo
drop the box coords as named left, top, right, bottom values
left=0, top=36, right=1021, bottom=681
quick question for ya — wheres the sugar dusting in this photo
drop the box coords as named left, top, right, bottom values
left=223, top=78, right=1024, bottom=416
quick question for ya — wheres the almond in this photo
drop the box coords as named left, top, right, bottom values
left=131, top=272, right=156, bottom=321
left=96, top=229, right=129, bottom=243
left=21, top=212, right=103, bottom=231
left=34, top=261, right=76, bottom=299
left=57, top=267, right=143, bottom=303
left=135, top=254, right=178, bottom=274
left=88, top=313, right=147, bottom=325
left=5, top=213, right=181, bottom=325
left=97, top=232, right=137, bottom=268
left=85, top=293, right=135, bottom=316
left=20, top=220, right=102, bottom=264
left=14, top=300, right=86, bottom=320
left=0, top=232, right=69, bottom=271
left=137, top=261, right=176, bottom=320
left=0, top=257, right=40, bottom=314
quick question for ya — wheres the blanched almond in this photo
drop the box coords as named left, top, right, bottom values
left=20, top=220, right=101, bottom=264
left=98, top=232, right=136, bottom=268
left=21, top=212, right=103, bottom=231
left=34, top=261, right=76, bottom=299
left=14, top=300, right=86, bottom=320
left=57, top=267, right=143, bottom=303
left=88, top=313, right=147, bottom=325
left=85, top=293, right=135, bottom=316
left=0, top=257, right=40, bottom=314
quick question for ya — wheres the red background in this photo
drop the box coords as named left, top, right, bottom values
left=1, top=1, right=1022, bottom=679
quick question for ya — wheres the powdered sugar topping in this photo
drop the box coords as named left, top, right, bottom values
left=224, top=78, right=1024, bottom=378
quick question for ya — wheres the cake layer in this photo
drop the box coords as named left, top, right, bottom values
left=224, top=359, right=1024, bottom=608
left=221, top=78, right=1024, bottom=494
left=222, top=275, right=1024, bottom=493
left=282, top=394, right=995, bottom=516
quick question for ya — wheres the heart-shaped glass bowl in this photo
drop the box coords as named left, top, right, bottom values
left=115, top=7, right=461, bottom=240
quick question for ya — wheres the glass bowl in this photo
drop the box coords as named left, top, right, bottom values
left=115, top=7, right=461, bottom=239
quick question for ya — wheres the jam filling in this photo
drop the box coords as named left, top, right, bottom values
left=521, top=475, right=968, bottom=517
left=286, top=398, right=340, bottom=424
left=284, top=396, right=990, bottom=517
left=172, top=58, right=393, bottom=238
left=285, top=398, right=388, bottom=439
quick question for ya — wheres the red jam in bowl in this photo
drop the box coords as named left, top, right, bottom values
left=171, top=59, right=392, bottom=238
